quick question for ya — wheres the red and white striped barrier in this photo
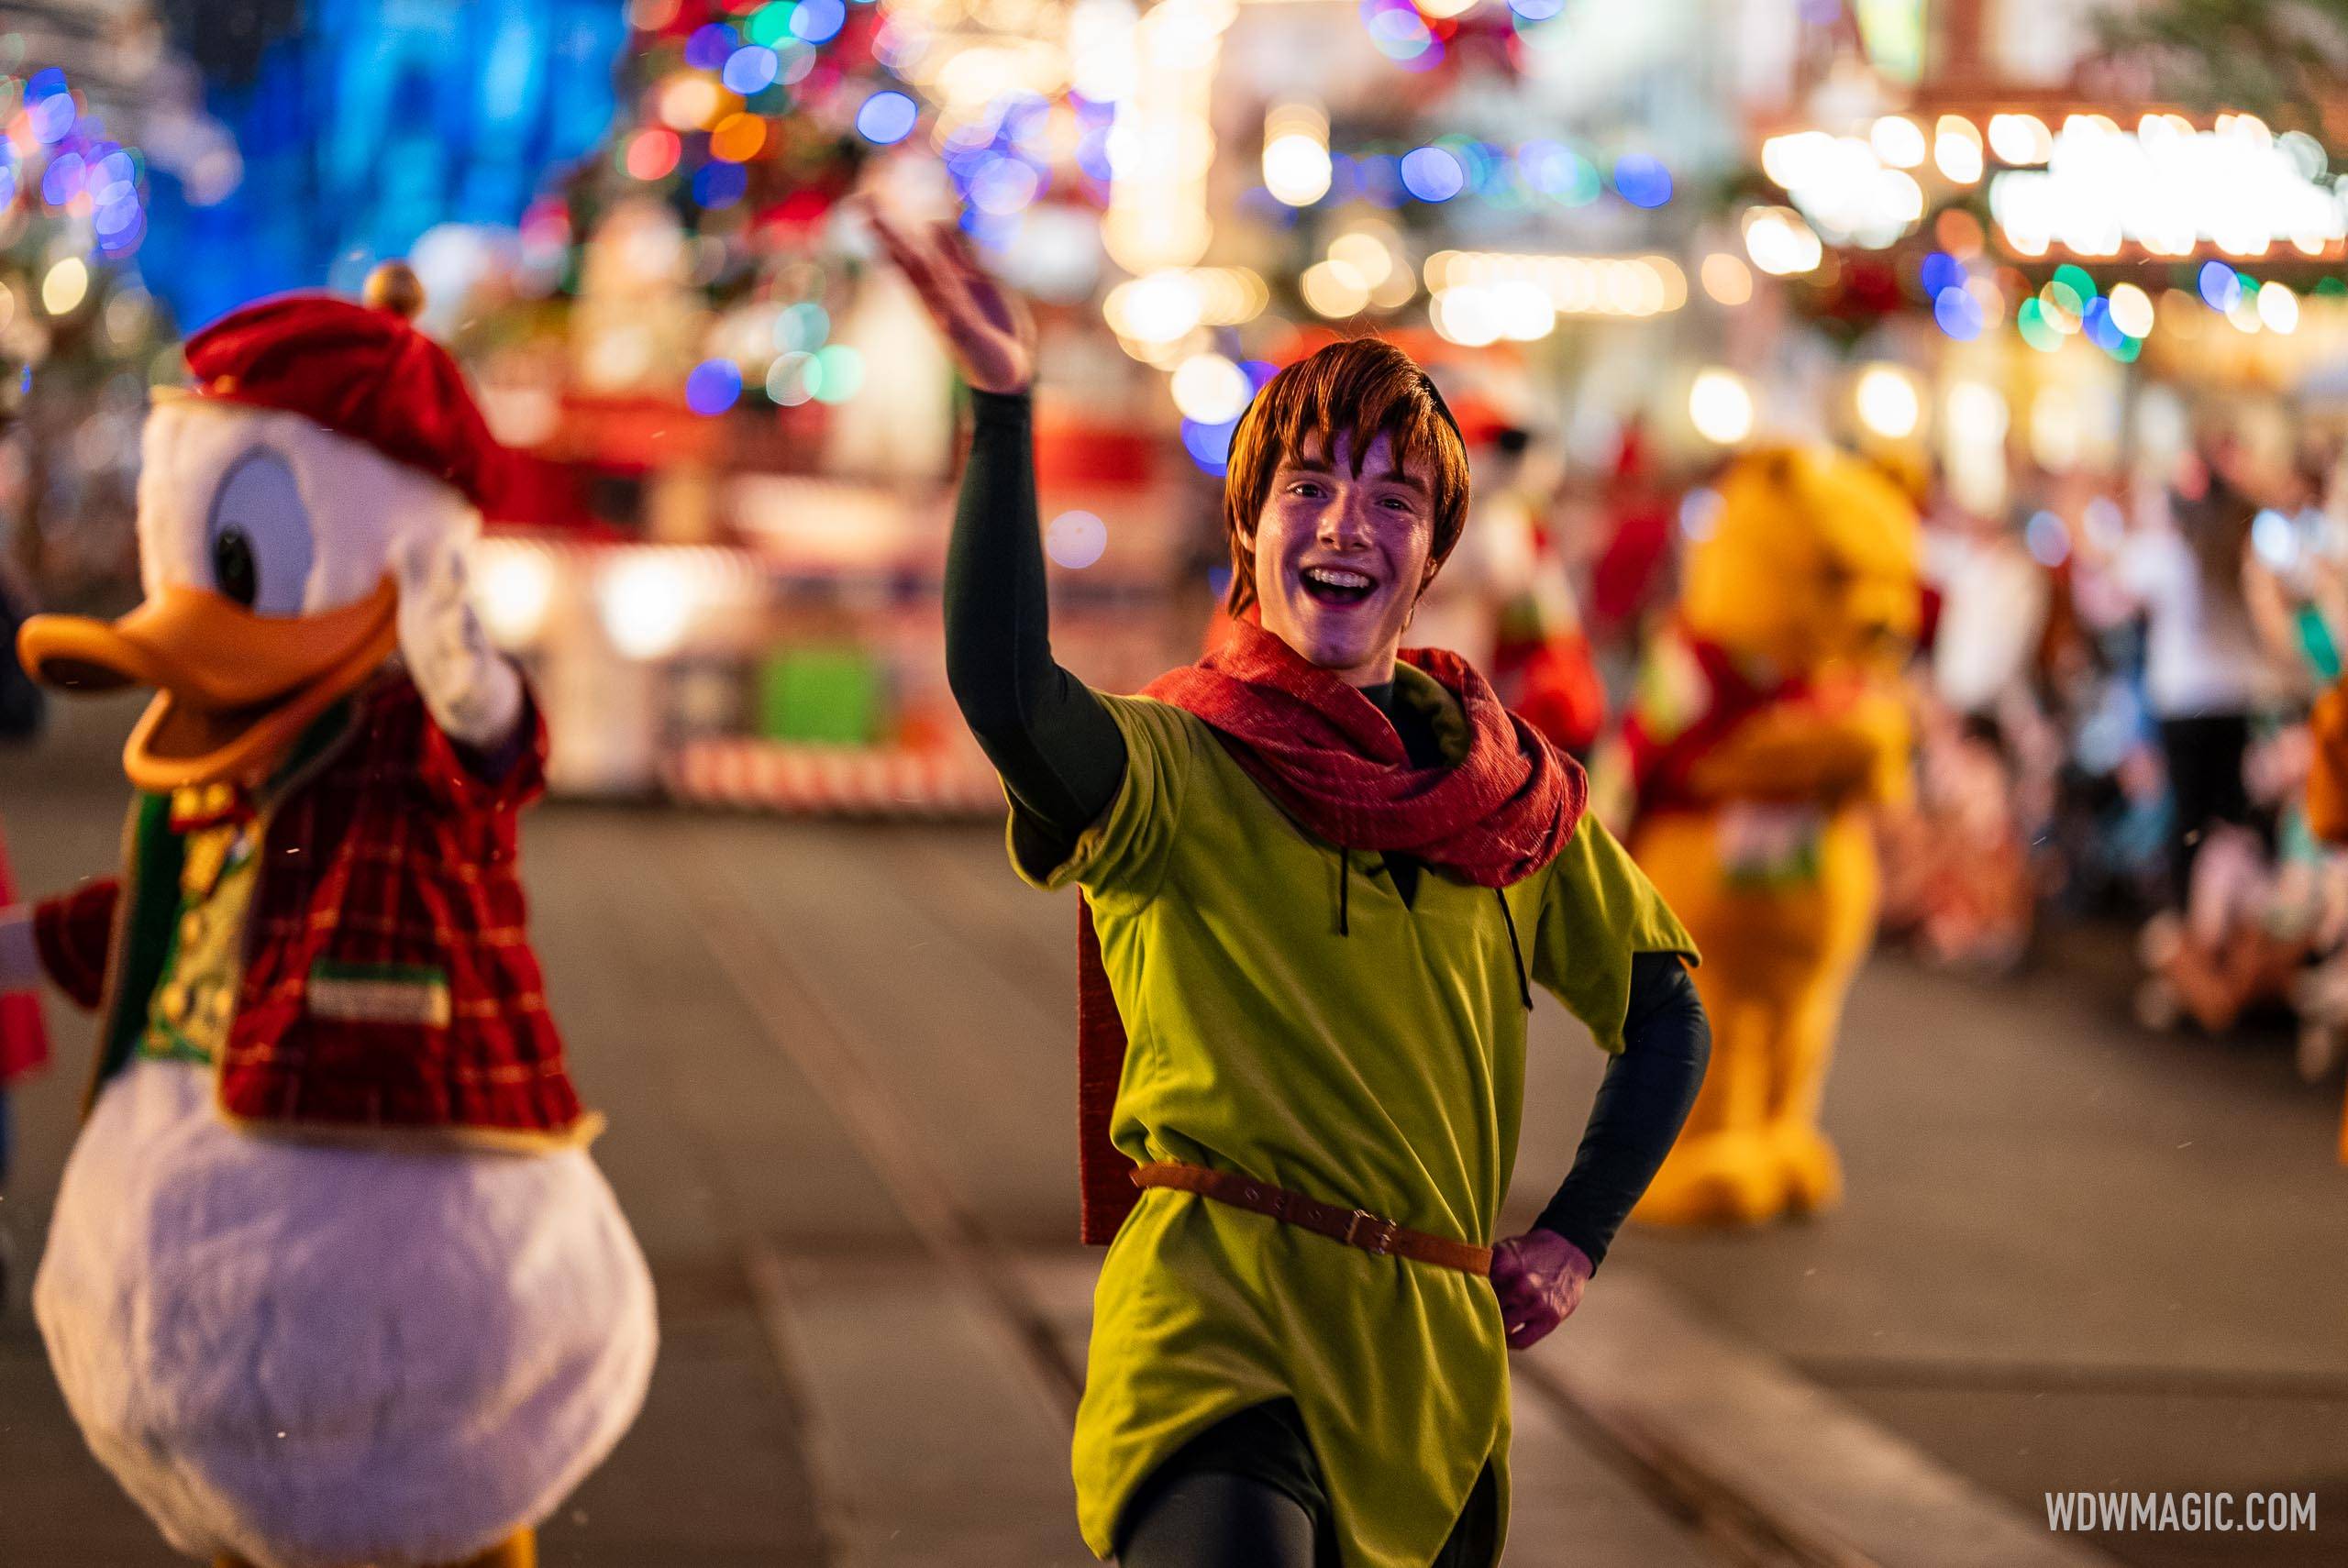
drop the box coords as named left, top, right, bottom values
left=663, top=739, right=1005, bottom=818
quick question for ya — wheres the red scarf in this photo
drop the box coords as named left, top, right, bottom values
left=1074, top=617, right=1586, bottom=1242
left=1621, top=624, right=1808, bottom=823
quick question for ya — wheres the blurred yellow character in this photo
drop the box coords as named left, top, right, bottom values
left=1621, top=447, right=1919, bottom=1224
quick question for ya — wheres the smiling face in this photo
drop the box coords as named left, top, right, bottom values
left=1219, top=338, right=1471, bottom=685
left=1250, top=429, right=1439, bottom=686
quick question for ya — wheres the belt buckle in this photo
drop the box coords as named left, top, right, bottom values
left=1346, top=1209, right=1397, bottom=1256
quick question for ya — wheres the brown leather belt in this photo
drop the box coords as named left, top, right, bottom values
left=1131, top=1161, right=1492, bottom=1276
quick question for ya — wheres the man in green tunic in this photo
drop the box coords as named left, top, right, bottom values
left=872, top=208, right=1708, bottom=1568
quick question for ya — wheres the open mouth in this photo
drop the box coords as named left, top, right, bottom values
left=1300, top=564, right=1379, bottom=607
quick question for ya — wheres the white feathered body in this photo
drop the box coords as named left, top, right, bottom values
left=35, top=1056, right=658, bottom=1568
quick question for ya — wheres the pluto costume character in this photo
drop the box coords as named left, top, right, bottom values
left=1621, top=447, right=1917, bottom=1225
left=0, top=269, right=655, bottom=1568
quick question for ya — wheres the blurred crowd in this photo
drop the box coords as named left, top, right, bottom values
left=1415, top=412, right=2348, bottom=1068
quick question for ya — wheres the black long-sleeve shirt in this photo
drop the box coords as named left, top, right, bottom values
left=946, top=389, right=1707, bottom=1267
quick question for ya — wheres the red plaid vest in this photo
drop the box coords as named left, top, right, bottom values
left=32, top=672, right=594, bottom=1147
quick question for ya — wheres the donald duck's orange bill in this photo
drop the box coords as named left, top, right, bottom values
left=17, top=576, right=399, bottom=792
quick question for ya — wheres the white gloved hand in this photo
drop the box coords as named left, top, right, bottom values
left=392, top=532, right=524, bottom=754
left=0, top=906, right=37, bottom=993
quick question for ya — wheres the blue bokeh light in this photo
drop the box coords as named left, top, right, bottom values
left=857, top=90, right=919, bottom=146
left=791, top=0, right=847, bottom=44
left=969, top=154, right=1042, bottom=215
left=685, top=23, right=741, bottom=71
left=1399, top=146, right=1465, bottom=203
left=686, top=359, right=745, bottom=415
left=1361, top=0, right=1434, bottom=60
left=2025, top=511, right=2071, bottom=568
left=1611, top=154, right=1673, bottom=208
left=1360, top=155, right=1406, bottom=207
left=2198, top=259, right=2243, bottom=313
left=693, top=160, right=750, bottom=208
left=2082, top=296, right=2124, bottom=352
left=722, top=45, right=781, bottom=94
left=28, top=91, right=75, bottom=145
left=1933, top=287, right=1985, bottom=340
left=1182, top=416, right=1240, bottom=473
left=1919, top=251, right=1964, bottom=296
left=40, top=152, right=83, bottom=207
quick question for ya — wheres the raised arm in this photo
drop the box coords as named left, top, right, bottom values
left=866, top=206, right=1124, bottom=845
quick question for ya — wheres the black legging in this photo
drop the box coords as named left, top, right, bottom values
left=1119, top=1472, right=1320, bottom=1568
left=2156, top=712, right=2256, bottom=907
left=1114, top=1401, right=1500, bottom=1568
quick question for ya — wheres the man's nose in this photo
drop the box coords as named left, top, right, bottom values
left=1316, top=493, right=1370, bottom=547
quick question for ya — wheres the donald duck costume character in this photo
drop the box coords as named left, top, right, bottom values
left=0, top=265, right=655, bottom=1568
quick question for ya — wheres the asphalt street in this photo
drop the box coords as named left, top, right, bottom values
left=2, top=693, right=2342, bottom=1567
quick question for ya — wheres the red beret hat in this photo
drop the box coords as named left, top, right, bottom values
left=181, top=265, right=508, bottom=512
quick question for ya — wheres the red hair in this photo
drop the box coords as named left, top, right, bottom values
left=1221, top=338, right=1471, bottom=616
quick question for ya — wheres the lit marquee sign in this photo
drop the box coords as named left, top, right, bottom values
left=1989, top=115, right=2348, bottom=260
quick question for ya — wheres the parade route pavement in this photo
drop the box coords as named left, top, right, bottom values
left=3, top=696, right=2335, bottom=1564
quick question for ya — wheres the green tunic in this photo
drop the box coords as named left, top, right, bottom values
left=1014, top=679, right=1696, bottom=1568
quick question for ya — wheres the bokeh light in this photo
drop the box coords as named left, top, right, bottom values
left=1871, top=116, right=1926, bottom=169
left=2107, top=282, right=2154, bottom=339
left=1700, top=253, right=1754, bottom=306
left=1934, top=116, right=1985, bottom=183
left=1611, top=154, right=1672, bottom=208
left=1182, top=415, right=1240, bottom=473
left=1171, top=354, right=1252, bottom=424
left=1400, top=147, right=1465, bottom=203
left=767, top=351, right=816, bottom=405
left=1265, top=134, right=1334, bottom=206
left=812, top=345, right=866, bottom=403
left=1855, top=365, right=1922, bottom=439
left=2025, top=511, right=2071, bottom=568
left=1743, top=206, right=1822, bottom=275
left=692, top=160, right=749, bottom=208
left=791, top=0, right=847, bottom=45
left=2198, top=260, right=2243, bottom=312
left=1689, top=369, right=1755, bottom=445
left=600, top=554, right=695, bottom=661
left=40, top=258, right=88, bottom=315
left=1301, top=259, right=1372, bottom=317
left=686, top=358, right=744, bottom=415
left=722, top=45, right=780, bottom=94
left=626, top=128, right=682, bottom=181
left=774, top=302, right=829, bottom=353
left=684, top=24, right=739, bottom=71
left=477, top=547, right=558, bottom=646
left=1933, top=287, right=1985, bottom=340
left=2257, top=280, right=2299, bottom=334
left=1045, top=510, right=1110, bottom=569
left=857, top=91, right=919, bottom=146
left=710, top=113, right=767, bottom=162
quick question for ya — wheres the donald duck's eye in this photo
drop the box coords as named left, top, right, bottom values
left=212, top=528, right=257, bottom=607
left=205, top=448, right=313, bottom=616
